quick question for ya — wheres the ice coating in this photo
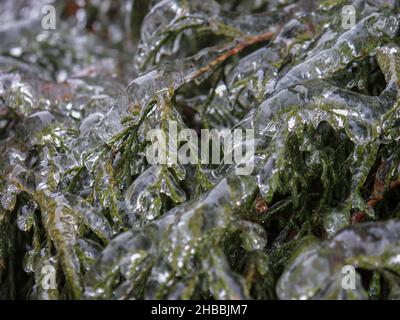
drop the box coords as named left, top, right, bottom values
left=1, top=0, right=400, bottom=300
left=277, top=220, right=400, bottom=300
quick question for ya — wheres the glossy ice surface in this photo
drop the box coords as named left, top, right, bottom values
left=1, top=0, right=400, bottom=299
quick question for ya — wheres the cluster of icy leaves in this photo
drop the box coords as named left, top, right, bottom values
left=1, top=0, right=400, bottom=299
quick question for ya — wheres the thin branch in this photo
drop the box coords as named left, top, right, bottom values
left=368, top=179, right=400, bottom=207
left=188, top=31, right=276, bottom=81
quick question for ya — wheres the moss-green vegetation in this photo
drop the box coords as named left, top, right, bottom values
left=1, top=0, right=400, bottom=299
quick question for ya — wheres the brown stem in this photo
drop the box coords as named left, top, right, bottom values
left=188, top=31, right=276, bottom=81
left=367, top=179, right=400, bottom=207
